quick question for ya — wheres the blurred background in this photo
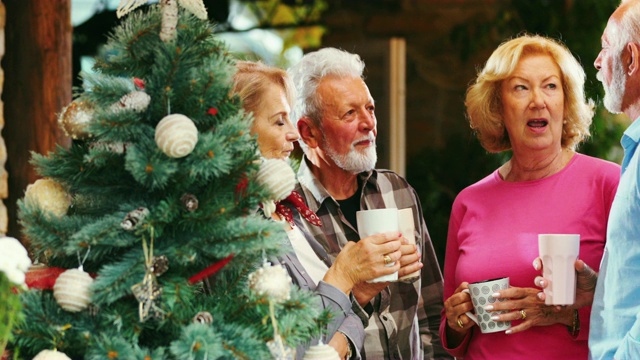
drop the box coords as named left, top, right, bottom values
left=4, top=0, right=628, bottom=268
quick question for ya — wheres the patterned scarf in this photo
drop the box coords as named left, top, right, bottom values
left=275, top=190, right=322, bottom=227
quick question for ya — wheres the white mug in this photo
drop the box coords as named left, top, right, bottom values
left=397, top=208, right=420, bottom=282
left=538, top=234, right=580, bottom=305
left=463, top=277, right=511, bottom=334
left=356, top=208, right=399, bottom=283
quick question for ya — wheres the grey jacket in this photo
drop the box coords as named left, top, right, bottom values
left=271, top=203, right=364, bottom=360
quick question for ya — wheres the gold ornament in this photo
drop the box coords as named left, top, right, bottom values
left=24, top=178, right=71, bottom=218
left=131, top=234, right=165, bottom=322
left=131, top=273, right=163, bottom=322
left=154, top=114, right=198, bottom=158
left=53, top=268, right=94, bottom=312
left=58, top=99, right=94, bottom=140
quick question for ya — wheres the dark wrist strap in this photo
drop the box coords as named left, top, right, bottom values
left=568, top=309, right=580, bottom=336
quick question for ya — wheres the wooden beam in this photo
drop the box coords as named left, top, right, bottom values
left=3, top=0, right=72, bottom=239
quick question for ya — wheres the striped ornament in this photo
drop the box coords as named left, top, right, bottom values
left=255, top=158, right=296, bottom=202
left=154, top=114, right=199, bottom=158
left=53, top=268, right=93, bottom=312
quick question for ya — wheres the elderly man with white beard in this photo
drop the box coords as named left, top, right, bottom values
left=287, top=47, right=450, bottom=360
left=588, top=0, right=640, bottom=358
left=532, top=1, right=640, bottom=359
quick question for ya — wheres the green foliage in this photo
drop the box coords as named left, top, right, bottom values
left=12, top=5, right=325, bottom=359
left=0, top=274, right=24, bottom=355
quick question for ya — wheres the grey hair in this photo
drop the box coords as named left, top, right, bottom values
left=288, top=48, right=365, bottom=152
left=612, top=0, right=640, bottom=53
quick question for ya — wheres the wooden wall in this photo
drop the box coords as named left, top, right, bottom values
left=3, top=0, right=72, bottom=239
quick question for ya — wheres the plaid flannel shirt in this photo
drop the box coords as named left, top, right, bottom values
left=295, top=159, right=451, bottom=359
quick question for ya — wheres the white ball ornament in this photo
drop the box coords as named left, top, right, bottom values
left=33, top=349, right=72, bottom=360
left=0, top=236, right=32, bottom=286
left=256, top=158, right=296, bottom=202
left=53, top=267, right=94, bottom=312
left=24, top=178, right=71, bottom=218
left=303, top=341, right=341, bottom=360
left=248, top=262, right=292, bottom=303
left=154, top=114, right=199, bottom=158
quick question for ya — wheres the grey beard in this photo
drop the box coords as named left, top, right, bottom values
left=324, top=140, right=377, bottom=174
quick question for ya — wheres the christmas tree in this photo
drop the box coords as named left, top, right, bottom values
left=10, top=2, right=327, bottom=359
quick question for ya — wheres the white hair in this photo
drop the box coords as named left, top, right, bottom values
left=287, top=48, right=365, bottom=153
left=611, top=0, right=640, bottom=53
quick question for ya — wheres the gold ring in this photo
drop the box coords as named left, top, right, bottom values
left=520, top=309, right=527, bottom=320
left=457, top=316, right=464, bottom=328
left=383, top=255, right=392, bottom=265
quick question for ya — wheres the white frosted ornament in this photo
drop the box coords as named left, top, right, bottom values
left=256, top=159, right=296, bottom=202
left=0, top=236, right=32, bottom=286
left=248, top=262, right=292, bottom=303
left=53, top=267, right=94, bottom=312
left=33, top=349, right=72, bottom=360
left=24, top=178, right=71, bottom=218
left=154, top=114, right=198, bottom=158
left=303, top=341, right=340, bottom=360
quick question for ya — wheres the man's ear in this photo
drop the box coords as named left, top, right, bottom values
left=297, top=116, right=321, bottom=148
left=627, top=42, right=640, bottom=76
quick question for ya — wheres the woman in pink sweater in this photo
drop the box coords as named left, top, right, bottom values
left=440, top=35, right=621, bottom=359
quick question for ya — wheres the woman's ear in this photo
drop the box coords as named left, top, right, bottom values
left=297, top=116, right=320, bottom=148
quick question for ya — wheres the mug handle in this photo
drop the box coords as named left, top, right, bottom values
left=461, top=289, right=479, bottom=325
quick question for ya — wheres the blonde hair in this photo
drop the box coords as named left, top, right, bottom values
left=465, top=34, right=593, bottom=152
left=231, top=61, right=295, bottom=115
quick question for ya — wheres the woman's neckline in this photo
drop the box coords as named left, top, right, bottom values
left=499, top=149, right=576, bottom=182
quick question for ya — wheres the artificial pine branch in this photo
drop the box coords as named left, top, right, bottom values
left=11, top=4, right=328, bottom=359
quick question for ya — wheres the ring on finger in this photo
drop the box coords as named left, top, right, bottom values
left=520, top=309, right=527, bottom=320
left=457, top=316, right=464, bottom=328
left=383, top=254, right=392, bottom=265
